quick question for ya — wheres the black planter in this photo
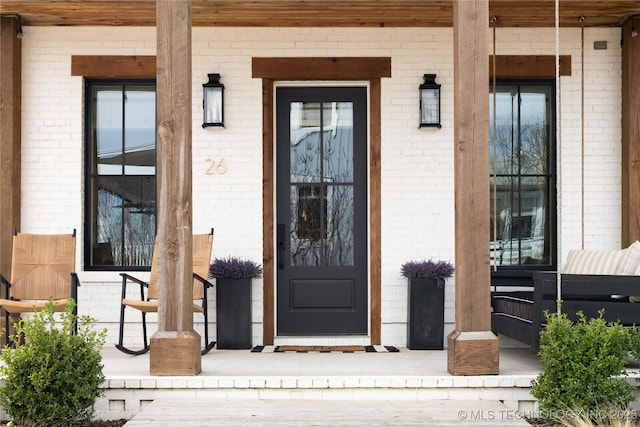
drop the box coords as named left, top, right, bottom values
left=407, top=278, right=444, bottom=350
left=216, top=277, right=252, bottom=349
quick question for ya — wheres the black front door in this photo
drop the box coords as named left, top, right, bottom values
left=276, top=87, right=368, bottom=335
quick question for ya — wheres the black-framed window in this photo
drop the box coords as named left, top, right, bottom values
left=85, top=80, right=156, bottom=270
left=489, top=81, right=556, bottom=272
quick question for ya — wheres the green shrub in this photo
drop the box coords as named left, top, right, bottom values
left=629, top=326, right=640, bottom=362
left=531, top=309, right=635, bottom=424
left=0, top=299, right=107, bottom=427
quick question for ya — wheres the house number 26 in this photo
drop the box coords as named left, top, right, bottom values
left=204, top=158, right=227, bottom=175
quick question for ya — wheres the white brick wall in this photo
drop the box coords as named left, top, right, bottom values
left=18, top=26, right=622, bottom=347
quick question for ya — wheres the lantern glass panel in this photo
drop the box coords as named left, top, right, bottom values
left=421, top=88, right=439, bottom=125
left=204, top=86, right=223, bottom=125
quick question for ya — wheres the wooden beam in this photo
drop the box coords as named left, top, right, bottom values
left=150, top=0, right=200, bottom=376
left=453, top=0, right=492, bottom=333
left=262, top=78, right=275, bottom=346
left=0, top=17, right=22, bottom=276
left=252, top=57, right=391, bottom=80
left=621, top=20, right=640, bottom=246
left=490, top=55, right=571, bottom=78
left=71, top=55, right=156, bottom=78
left=448, top=0, right=499, bottom=376
left=369, top=78, right=382, bottom=346
left=2, top=1, right=639, bottom=28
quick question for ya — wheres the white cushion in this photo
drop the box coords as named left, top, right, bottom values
left=616, top=241, right=640, bottom=275
left=562, top=244, right=640, bottom=302
left=562, top=249, right=624, bottom=275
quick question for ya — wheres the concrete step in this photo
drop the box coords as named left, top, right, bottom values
left=123, top=398, right=532, bottom=426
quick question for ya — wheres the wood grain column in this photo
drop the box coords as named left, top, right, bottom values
left=447, top=0, right=499, bottom=376
left=0, top=17, right=21, bottom=275
left=150, top=0, right=201, bottom=376
left=622, top=18, right=640, bottom=247
left=261, top=78, right=275, bottom=345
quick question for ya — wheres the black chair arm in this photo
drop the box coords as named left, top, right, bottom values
left=71, top=272, right=81, bottom=287
left=119, top=273, right=150, bottom=288
left=193, top=273, right=214, bottom=289
left=119, top=273, right=150, bottom=304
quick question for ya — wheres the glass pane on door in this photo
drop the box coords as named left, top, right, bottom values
left=289, top=101, right=355, bottom=268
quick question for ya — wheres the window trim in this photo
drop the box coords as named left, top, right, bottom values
left=84, top=78, right=157, bottom=271
left=490, top=79, right=557, bottom=276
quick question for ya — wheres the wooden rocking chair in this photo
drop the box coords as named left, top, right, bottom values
left=0, top=229, right=80, bottom=347
left=115, top=230, right=215, bottom=355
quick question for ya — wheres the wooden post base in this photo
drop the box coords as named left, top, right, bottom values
left=150, top=330, right=202, bottom=376
left=447, top=330, right=499, bottom=375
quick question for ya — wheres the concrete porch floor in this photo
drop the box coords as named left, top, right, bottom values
left=95, top=346, right=543, bottom=425
left=101, top=346, right=542, bottom=377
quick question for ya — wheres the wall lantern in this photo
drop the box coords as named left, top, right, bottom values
left=202, top=73, right=224, bottom=128
left=419, top=74, right=441, bottom=128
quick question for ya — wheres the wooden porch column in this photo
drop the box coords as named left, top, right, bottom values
left=0, top=17, right=22, bottom=275
left=447, top=0, right=499, bottom=375
left=622, top=18, right=640, bottom=246
left=150, top=0, right=201, bottom=376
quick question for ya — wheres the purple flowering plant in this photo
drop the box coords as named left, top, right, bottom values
left=400, top=259, right=454, bottom=288
left=209, top=256, right=263, bottom=279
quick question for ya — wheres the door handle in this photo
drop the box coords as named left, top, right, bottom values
left=277, top=224, right=285, bottom=270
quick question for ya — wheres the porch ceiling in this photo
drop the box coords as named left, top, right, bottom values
left=0, top=1, right=638, bottom=28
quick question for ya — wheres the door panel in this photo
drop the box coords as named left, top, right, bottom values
left=276, top=87, right=368, bottom=335
left=290, top=279, right=355, bottom=309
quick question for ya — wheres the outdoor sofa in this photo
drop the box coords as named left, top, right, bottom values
left=491, top=242, right=640, bottom=350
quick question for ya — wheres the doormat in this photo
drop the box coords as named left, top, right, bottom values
left=251, top=345, right=399, bottom=353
